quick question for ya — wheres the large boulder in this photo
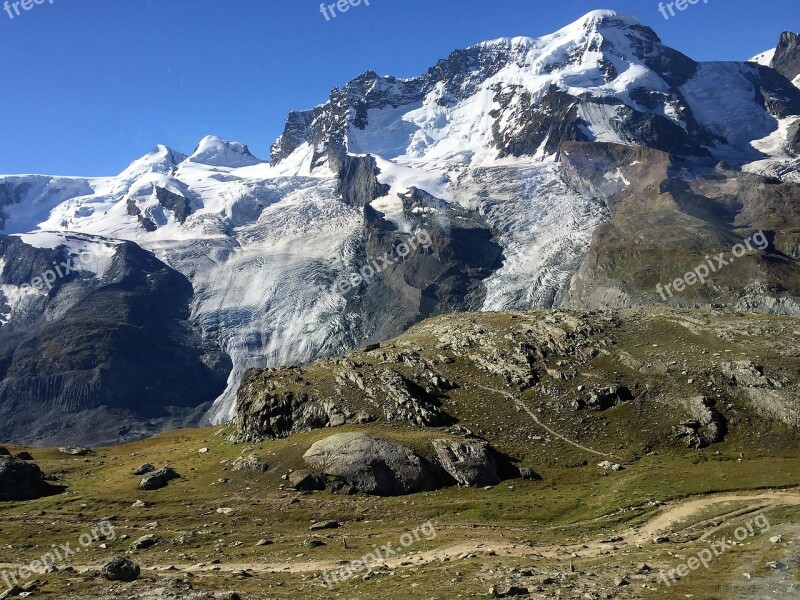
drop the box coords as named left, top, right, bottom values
left=139, top=467, right=180, bottom=491
left=0, top=456, right=49, bottom=501
left=303, top=433, right=444, bottom=496
left=432, top=438, right=500, bottom=487
left=101, top=557, right=140, bottom=582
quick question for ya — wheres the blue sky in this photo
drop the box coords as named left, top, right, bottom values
left=0, top=0, right=797, bottom=175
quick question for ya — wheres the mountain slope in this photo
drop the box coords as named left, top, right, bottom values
left=0, top=12, right=799, bottom=443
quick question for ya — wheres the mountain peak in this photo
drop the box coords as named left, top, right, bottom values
left=577, top=9, right=642, bottom=26
left=118, top=144, right=187, bottom=181
left=187, top=135, right=264, bottom=168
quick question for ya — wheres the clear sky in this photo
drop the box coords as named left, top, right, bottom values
left=1, top=0, right=797, bottom=176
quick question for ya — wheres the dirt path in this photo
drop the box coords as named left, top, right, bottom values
left=476, top=384, right=622, bottom=461
left=14, top=489, right=794, bottom=578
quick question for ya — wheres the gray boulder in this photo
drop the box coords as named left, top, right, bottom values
left=130, top=534, right=161, bottom=551
left=303, top=433, right=443, bottom=496
left=0, top=456, right=49, bottom=501
left=0, top=447, right=9, bottom=456
left=139, top=467, right=180, bottom=490
left=432, top=439, right=499, bottom=487
left=133, top=463, right=155, bottom=476
left=101, top=557, right=141, bottom=581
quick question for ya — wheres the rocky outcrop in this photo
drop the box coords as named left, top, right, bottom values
left=574, top=385, right=634, bottom=411
left=432, top=439, right=500, bottom=487
left=303, top=433, right=445, bottom=496
left=772, top=32, right=800, bottom=82
left=673, top=396, right=726, bottom=449
left=0, top=456, right=50, bottom=501
left=718, top=361, right=799, bottom=429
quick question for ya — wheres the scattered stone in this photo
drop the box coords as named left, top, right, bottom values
left=289, top=470, right=327, bottom=491
left=614, top=576, right=630, bottom=586
left=491, top=584, right=529, bottom=598
left=0, top=447, right=10, bottom=456
left=310, top=520, right=340, bottom=531
left=597, top=461, right=624, bottom=471
left=0, top=586, right=23, bottom=599
left=654, top=536, right=671, bottom=544
left=58, top=446, right=92, bottom=456
left=15, top=452, right=33, bottom=461
left=231, top=454, right=268, bottom=472
left=139, top=467, right=180, bottom=491
left=130, top=534, right=161, bottom=551
left=101, top=557, right=141, bottom=582
left=131, top=500, right=152, bottom=509
left=199, top=448, right=209, bottom=454
left=255, top=539, right=272, bottom=546
left=767, top=561, right=788, bottom=571
left=517, top=467, right=542, bottom=481
left=304, top=539, right=326, bottom=548
left=133, top=463, right=155, bottom=476
left=217, top=507, right=233, bottom=515
left=770, top=535, right=783, bottom=543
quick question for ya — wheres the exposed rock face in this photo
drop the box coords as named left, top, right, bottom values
left=303, top=433, right=445, bottom=496
left=0, top=456, right=49, bottom=501
left=236, top=357, right=454, bottom=442
left=101, top=557, right=140, bottom=582
left=432, top=439, right=500, bottom=487
left=139, top=467, right=180, bottom=491
left=719, top=361, right=800, bottom=429
left=772, top=32, right=800, bottom=81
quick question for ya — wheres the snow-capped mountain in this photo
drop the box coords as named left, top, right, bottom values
left=1, top=10, right=800, bottom=444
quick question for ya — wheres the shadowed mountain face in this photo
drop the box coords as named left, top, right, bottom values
left=0, top=237, right=230, bottom=446
left=0, top=12, right=799, bottom=444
